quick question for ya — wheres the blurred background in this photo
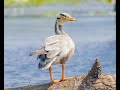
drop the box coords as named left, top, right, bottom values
left=4, top=0, right=116, bottom=88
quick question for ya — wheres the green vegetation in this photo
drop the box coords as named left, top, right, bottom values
left=101, top=0, right=113, bottom=3
left=4, top=0, right=113, bottom=6
left=4, top=0, right=80, bottom=6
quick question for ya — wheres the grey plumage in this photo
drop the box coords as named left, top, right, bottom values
left=30, top=34, right=75, bottom=70
left=29, top=13, right=76, bottom=70
left=29, top=47, right=47, bottom=56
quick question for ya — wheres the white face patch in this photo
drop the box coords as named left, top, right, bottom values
left=61, top=13, right=72, bottom=17
left=59, top=13, right=72, bottom=18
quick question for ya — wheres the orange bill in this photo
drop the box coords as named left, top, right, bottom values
left=69, top=17, right=77, bottom=21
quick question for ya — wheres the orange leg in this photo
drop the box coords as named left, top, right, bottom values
left=49, top=66, right=59, bottom=84
left=49, top=66, right=53, bottom=81
left=59, top=64, right=69, bottom=81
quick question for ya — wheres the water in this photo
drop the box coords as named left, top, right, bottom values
left=4, top=3, right=116, bottom=88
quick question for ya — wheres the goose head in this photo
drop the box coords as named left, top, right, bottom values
left=56, top=13, right=77, bottom=25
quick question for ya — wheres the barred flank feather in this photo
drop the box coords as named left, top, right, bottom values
left=37, top=55, right=56, bottom=70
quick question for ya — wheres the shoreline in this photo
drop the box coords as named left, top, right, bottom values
left=4, top=59, right=116, bottom=90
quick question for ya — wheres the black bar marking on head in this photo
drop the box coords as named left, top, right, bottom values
left=60, top=13, right=64, bottom=16
left=57, top=17, right=60, bottom=19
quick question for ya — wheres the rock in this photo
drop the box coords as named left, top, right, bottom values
left=88, top=59, right=102, bottom=79
left=4, top=59, right=116, bottom=90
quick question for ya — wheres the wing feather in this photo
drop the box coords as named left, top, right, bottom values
left=47, top=49, right=60, bottom=58
left=30, top=35, right=68, bottom=59
left=29, top=47, right=47, bottom=56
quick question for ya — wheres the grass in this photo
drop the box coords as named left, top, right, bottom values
left=4, top=0, right=113, bottom=6
left=4, top=0, right=80, bottom=6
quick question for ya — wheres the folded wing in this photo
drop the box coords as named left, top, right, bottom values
left=29, top=35, right=66, bottom=59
